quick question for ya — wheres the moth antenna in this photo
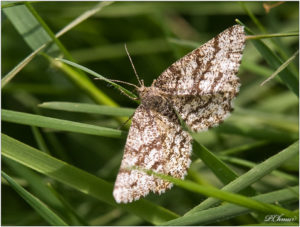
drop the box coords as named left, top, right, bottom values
left=110, top=79, right=139, bottom=89
left=124, top=44, right=143, bottom=87
left=118, top=88, right=139, bottom=101
left=94, top=78, right=138, bottom=100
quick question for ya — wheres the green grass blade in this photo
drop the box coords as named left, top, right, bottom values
left=215, top=106, right=298, bottom=140
left=240, top=2, right=298, bottom=74
left=47, top=56, right=122, bottom=109
left=2, top=4, right=60, bottom=55
left=3, top=158, right=64, bottom=210
left=24, top=2, right=72, bottom=57
left=246, top=32, right=299, bottom=40
left=234, top=107, right=298, bottom=133
left=72, top=38, right=170, bottom=63
left=219, top=140, right=270, bottom=156
left=215, top=122, right=297, bottom=142
left=2, top=109, right=126, bottom=139
left=43, top=133, right=72, bottom=163
left=240, top=61, right=274, bottom=79
left=138, top=169, right=296, bottom=220
left=1, top=171, right=68, bottom=226
left=89, top=209, right=122, bottom=225
left=1, top=133, right=179, bottom=224
left=2, top=2, right=112, bottom=88
left=253, top=91, right=298, bottom=113
left=55, top=58, right=138, bottom=100
left=236, top=19, right=299, bottom=96
left=2, top=84, right=74, bottom=95
left=111, top=214, right=143, bottom=226
left=261, top=50, right=299, bottom=86
left=55, top=2, right=113, bottom=38
left=39, top=102, right=135, bottom=117
left=168, top=37, right=199, bottom=49
left=31, top=126, right=51, bottom=154
left=239, top=2, right=266, bottom=33
left=163, top=186, right=299, bottom=225
left=235, top=80, right=273, bottom=107
left=186, top=141, right=299, bottom=214
left=1, top=44, right=46, bottom=88
left=3, top=3, right=122, bottom=110
left=47, top=184, right=88, bottom=226
left=192, top=140, right=256, bottom=195
left=1, top=1, right=28, bottom=8
left=219, top=155, right=298, bottom=183
left=250, top=38, right=299, bottom=96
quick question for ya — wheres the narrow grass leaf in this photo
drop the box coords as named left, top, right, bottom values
left=47, top=184, right=88, bottom=226
left=24, top=2, right=72, bottom=59
left=2, top=109, right=126, bottom=139
left=215, top=121, right=297, bottom=142
left=240, top=61, right=275, bottom=79
left=31, top=126, right=50, bottom=154
left=233, top=107, right=298, bottom=133
left=47, top=56, right=123, bottom=110
left=2, top=171, right=68, bottom=226
left=112, top=214, right=144, bottom=226
left=163, top=186, right=299, bottom=226
left=219, top=140, right=270, bottom=156
left=2, top=2, right=112, bottom=88
left=1, top=134, right=179, bottom=225
left=235, top=80, right=273, bottom=107
left=89, top=209, right=122, bottom=225
left=44, top=133, right=72, bottom=163
left=1, top=44, right=46, bottom=88
left=236, top=19, right=299, bottom=96
left=218, top=155, right=298, bottom=183
left=139, top=168, right=296, bottom=220
left=2, top=4, right=59, bottom=56
left=1, top=1, right=28, bottom=8
left=55, top=1, right=113, bottom=38
left=3, top=3, right=121, bottom=111
left=251, top=38, right=299, bottom=96
left=246, top=32, right=299, bottom=40
left=71, top=38, right=170, bottom=63
left=240, top=2, right=298, bottom=75
left=77, top=2, right=261, bottom=17
left=239, top=2, right=266, bottom=33
left=3, top=158, right=64, bottom=209
left=192, top=140, right=256, bottom=195
left=39, top=102, right=135, bottom=117
left=186, top=141, right=299, bottom=214
left=55, top=58, right=138, bottom=100
left=168, top=37, right=199, bottom=49
left=261, top=50, right=299, bottom=86
left=253, top=91, right=298, bottom=113
left=2, top=84, right=73, bottom=95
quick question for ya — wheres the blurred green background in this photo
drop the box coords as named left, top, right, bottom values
left=2, top=1, right=299, bottom=226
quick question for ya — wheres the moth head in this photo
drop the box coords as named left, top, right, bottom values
left=138, top=84, right=161, bottom=100
left=137, top=85, right=149, bottom=100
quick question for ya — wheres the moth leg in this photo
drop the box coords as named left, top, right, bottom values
left=117, top=113, right=135, bottom=130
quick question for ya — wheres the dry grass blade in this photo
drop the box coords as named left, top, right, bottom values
left=261, top=50, right=299, bottom=86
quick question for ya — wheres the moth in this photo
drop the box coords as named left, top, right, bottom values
left=113, top=25, right=245, bottom=203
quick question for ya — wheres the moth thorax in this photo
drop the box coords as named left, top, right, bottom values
left=138, top=86, right=164, bottom=107
left=138, top=86, right=154, bottom=99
